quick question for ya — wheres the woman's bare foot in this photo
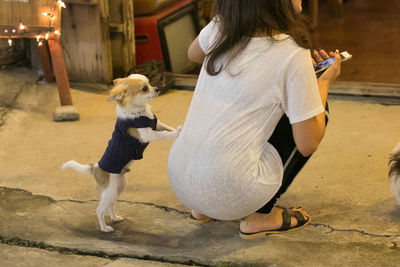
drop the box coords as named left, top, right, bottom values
left=191, top=210, right=210, bottom=220
left=240, top=207, right=310, bottom=234
left=188, top=210, right=212, bottom=225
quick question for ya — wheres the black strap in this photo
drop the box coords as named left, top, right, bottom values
left=286, top=209, right=308, bottom=227
left=279, top=208, right=292, bottom=231
left=277, top=207, right=308, bottom=231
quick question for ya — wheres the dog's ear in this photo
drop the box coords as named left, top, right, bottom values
left=113, top=78, right=125, bottom=86
left=108, top=85, right=127, bottom=102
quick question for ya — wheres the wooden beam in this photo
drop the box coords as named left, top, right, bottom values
left=48, top=37, right=73, bottom=106
left=121, top=0, right=136, bottom=74
left=327, top=0, right=344, bottom=17
left=38, top=41, right=55, bottom=83
left=98, top=0, right=113, bottom=82
left=109, top=23, right=124, bottom=33
left=0, top=26, right=55, bottom=39
left=61, top=2, right=113, bottom=83
left=308, top=0, right=319, bottom=30
left=64, top=0, right=98, bottom=5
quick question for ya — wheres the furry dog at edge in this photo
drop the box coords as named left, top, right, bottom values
left=62, top=74, right=181, bottom=232
left=389, top=143, right=400, bottom=205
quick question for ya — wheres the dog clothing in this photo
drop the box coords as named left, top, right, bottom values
left=98, top=115, right=157, bottom=174
left=167, top=18, right=324, bottom=220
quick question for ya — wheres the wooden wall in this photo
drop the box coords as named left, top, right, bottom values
left=61, top=0, right=135, bottom=84
left=0, top=0, right=60, bottom=27
left=108, top=0, right=135, bottom=78
left=61, top=1, right=112, bottom=83
left=0, top=0, right=61, bottom=38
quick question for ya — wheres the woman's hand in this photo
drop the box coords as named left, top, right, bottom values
left=318, top=49, right=342, bottom=84
left=312, top=49, right=335, bottom=65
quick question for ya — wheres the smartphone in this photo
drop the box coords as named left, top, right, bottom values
left=314, top=51, right=352, bottom=75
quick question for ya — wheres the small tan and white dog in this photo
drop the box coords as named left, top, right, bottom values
left=389, top=142, right=400, bottom=205
left=62, top=74, right=181, bottom=232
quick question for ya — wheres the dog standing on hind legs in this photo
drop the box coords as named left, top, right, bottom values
left=389, top=142, right=400, bottom=205
left=62, top=74, right=181, bottom=232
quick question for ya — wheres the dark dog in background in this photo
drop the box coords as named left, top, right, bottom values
left=389, top=143, right=400, bottom=205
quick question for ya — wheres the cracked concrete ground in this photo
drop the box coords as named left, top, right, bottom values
left=1, top=67, right=400, bottom=266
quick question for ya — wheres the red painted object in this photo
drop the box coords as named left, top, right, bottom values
left=134, top=0, right=200, bottom=72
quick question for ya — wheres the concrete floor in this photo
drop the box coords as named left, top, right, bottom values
left=1, top=67, right=400, bottom=266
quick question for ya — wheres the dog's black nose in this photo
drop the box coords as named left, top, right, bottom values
left=155, top=88, right=159, bottom=93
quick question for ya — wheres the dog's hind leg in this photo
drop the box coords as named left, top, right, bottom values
left=108, top=169, right=128, bottom=222
left=97, top=174, right=120, bottom=232
left=108, top=174, right=126, bottom=222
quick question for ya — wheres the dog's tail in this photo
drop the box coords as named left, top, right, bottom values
left=61, top=160, right=93, bottom=174
left=389, top=143, right=400, bottom=205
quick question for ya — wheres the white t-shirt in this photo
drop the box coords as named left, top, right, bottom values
left=167, top=19, right=324, bottom=220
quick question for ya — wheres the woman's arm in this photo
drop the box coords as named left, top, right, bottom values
left=292, top=50, right=341, bottom=157
left=188, top=36, right=206, bottom=64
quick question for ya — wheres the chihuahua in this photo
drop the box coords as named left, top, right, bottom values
left=62, top=74, right=181, bottom=232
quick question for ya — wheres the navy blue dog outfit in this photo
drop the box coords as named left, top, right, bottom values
left=98, top=115, right=157, bottom=174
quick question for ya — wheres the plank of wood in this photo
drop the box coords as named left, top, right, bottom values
left=327, top=0, right=344, bottom=17
left=308, top=0, right=319, bottom=30
left=108, top=0, right=135, bottom=78
left=330, top=81, right=400, bottom=97
left=64, top=0, right=99, bottom=5
left=48, top=37, right=73, bottom=106
left=61, top=2, right=112, bottom=83
left=38, top=41, right=55, bottom=83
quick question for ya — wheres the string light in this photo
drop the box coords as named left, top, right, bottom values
left=57, top=0, right=66, bottom=8
left=36, top=34, right=44, bottom=46
left=42, top=12, right=54, bottom=18
left=19, top=23, right=25, bottom=30
left=7, top=0, right=65, bottom=47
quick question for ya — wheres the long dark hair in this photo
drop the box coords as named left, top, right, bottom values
left=206, top=0, right=312, bottom=75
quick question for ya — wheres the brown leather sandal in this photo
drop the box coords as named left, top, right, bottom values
left=187, top=214, right=213, bottom=225
left=239, top=207, right=311, bottom=239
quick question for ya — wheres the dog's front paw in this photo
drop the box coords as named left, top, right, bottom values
left=101, top=225, right=114, bottom=232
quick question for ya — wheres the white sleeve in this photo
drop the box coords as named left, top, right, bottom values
left=198, top=18, right=219, bottom=53
left=282, top=48, right=324, bottom=124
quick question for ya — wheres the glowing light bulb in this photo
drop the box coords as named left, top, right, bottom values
left=4, top=29, right=8, bottom=33
left=12, top=29, right=16, bottom=33
left=8, top=38, right=12, bottom=47
left=54, top=30, right=60, bottom=35
left=36, top=35, right=41, bottom=41
left=19, top=22, right=25, bottom=30
left=38, top=41, right=43, bottom=46
left=43, top=12, right=54, bottom=18
left=58, top=0, right=66, bottom=8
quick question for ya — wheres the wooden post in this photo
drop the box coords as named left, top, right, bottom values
left=37, top=41, right=55, bottom=83
left=328, top=0, right=344, bottom=17
left=48, top=37, right=73, bottom=106
left=308, top=0, right=319, bottom=30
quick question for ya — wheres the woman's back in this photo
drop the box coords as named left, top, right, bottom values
left=167, top=20, right=323, bottom=220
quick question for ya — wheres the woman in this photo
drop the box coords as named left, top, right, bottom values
left=167, top=0, right=341, bottom=239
